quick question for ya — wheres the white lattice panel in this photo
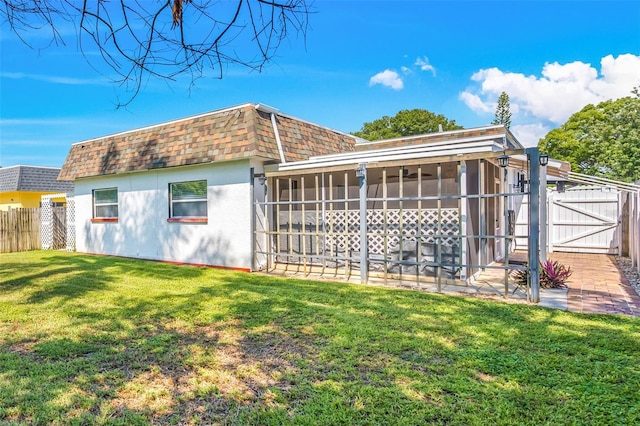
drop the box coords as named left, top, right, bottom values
left=41, top=198, right=53, bottom=250
left=324, top=208, right=459, bottom=255
left=66, top=196, right=75, bottom=251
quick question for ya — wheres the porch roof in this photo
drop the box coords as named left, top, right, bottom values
left=273, top=125, right=522, bottom=173
left=509, top=155, right=571, bottom=179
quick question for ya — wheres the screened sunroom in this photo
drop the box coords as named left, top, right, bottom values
left=253, top=125, right=557, bottom=299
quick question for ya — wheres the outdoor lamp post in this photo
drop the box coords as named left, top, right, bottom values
left=497, top=152, right=509, bottom=168
left=539, top=153, right=549, bottom=167
left=525, top=147, right=542, bottom=303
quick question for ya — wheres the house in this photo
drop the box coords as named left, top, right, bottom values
left=59, top=102, right=569, bottom=290
left=58, top=103, right=357, bottom=269
left=0, top=165, right=73, bottom=211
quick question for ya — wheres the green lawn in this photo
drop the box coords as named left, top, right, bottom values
left=1, top=251, right=639, bottom=425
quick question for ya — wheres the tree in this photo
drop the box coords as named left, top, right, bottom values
left=352, top=109, right=463, bottom=140
left=491, top=91, right=512, bottom=129
left=538, top=93, right=640, bottom=182
left=1, top=0, right=310, bottom=106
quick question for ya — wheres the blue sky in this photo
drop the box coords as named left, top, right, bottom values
left=1, top=0, right=639, bottom=168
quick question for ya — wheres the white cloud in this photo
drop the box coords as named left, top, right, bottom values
left=460, top=53, right=640, bottom=124
left=459, top=92, right=492, bottom=113
left=415, top=56, right=436, bottom=76
left=401, top=66, right=411, bottom=74
left=511, top=123, right=551, bottom=148
left=0, top=139, right=71, bottom=146
left=369, top=69, right=404, bottom=90
left=0, top=118, right=78, bottom=126
left=1, top=71, right=107, bottom=86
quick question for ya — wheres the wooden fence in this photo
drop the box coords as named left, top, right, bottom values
left=51, top=207, right=67, bottom=250
left=0, top=208, right=41, bottom=253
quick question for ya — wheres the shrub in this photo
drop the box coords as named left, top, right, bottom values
left=511, top=260, right=572, bottom=289
left=539, top=259, right=572, bottom=288
left=513, top=268, right=529, bottom=288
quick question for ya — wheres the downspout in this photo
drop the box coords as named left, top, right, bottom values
left=271, top=113, right=286, bottom=164
left=255, top=103, right=286, bottom=164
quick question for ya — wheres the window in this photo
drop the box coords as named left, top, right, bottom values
left=169, top=180, right=207, bottom=222
left=93, top=188, right=118, bottom=222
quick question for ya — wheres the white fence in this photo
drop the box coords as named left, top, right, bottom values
left=516, top=181, right=640, bottom=272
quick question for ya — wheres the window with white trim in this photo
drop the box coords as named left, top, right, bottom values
left=169, top=180, right=207, bottom=219
left=93, top=188, right=118, bottom=219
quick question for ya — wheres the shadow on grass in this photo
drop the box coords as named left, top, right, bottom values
left=1, top=251, right=639, bottom=424
left=1, top=252, right=206, bottom=306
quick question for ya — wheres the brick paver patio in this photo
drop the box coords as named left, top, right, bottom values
left=479, top=251, right=640, bottom=317
left=549, top=252, right=640, bottom=317
left=278, top=252, right=640, bottom=317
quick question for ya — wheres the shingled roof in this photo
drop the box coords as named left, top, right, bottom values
left=0, top=165, right=74, bottom=193
left=353, top=125, right=520, bottom=151
left=59, top=103, right=358, bottom=181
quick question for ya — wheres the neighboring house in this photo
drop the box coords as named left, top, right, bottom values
left=59, top=102, right=568, bottom=283
left=0, top=165, right=74, bottom=211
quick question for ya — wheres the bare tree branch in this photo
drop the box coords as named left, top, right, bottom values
left=1, top=0, right=311, bottom=106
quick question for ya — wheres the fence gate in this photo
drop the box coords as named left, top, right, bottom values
left=549, top=185, right=619, bottom=254
left=41, top=193, right=75, bottom=251
left=52, top=207, right=67, bottom=249
left=515, top=185, right=622, bottom=255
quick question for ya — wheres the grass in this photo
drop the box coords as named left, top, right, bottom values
left=0, top=251, right=639, bottom=425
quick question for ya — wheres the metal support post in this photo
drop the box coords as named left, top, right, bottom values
left=526, top=147, right=541, bottom=303
left=636, top=191, right=640, bottom=273
left=250, top=168, right=257, bottom=271
left=459, top=161, right=468, bottom=281
left=356, top=164, right=368, bottom=283
left=540, top=163, right=548, bottom=261
left=503, top=165, right=509, bottom=298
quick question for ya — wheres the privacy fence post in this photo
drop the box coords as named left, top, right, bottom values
left=527, top=147, right=541, bottom=303
left=356, top=164, right=368, bottom=283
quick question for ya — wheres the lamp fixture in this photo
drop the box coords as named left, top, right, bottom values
left=497, top=152, right=509, bottom=168
left=539, top=153, right=549, bottom=167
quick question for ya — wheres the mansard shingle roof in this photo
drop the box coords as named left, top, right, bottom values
left=59, top=103, right=358, bottom=181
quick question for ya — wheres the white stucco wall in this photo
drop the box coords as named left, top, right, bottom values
left=73, top=160, right=259, bottom=269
